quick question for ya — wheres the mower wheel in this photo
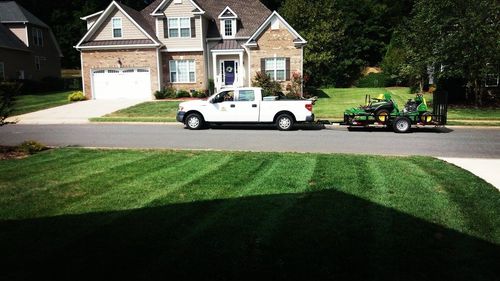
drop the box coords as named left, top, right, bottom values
left=393, top=117, right=412, bottom=133
left=375, top=109, right=390, bottom=123
left=420, top=112, right=433, bottom=124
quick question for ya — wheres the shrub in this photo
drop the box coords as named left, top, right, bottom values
left=208, top=79, right=215, bottom=95
left=154, top=90, right=166, bottom=99
left=175, top=90, right=191, bottom=98
left=155, top=87, right=176, bottom=99
left=191, top=90, right=199, bottom=98
left=68, top=91, right=86, bottom=102
left=18, top=140, right=47, bottom=154
left=251, top=71, right=282, bottom=96
left=355, top=73, right=395, bottom=88
left=0, top=81, right=21, bottom=125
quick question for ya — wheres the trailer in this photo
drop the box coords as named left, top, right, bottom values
left=337, top=91, right=448, bottom=133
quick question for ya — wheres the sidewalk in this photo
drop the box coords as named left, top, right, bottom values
left=6, top=99, right=144, bottom=124
left=439, top=158, right=500, bottom=190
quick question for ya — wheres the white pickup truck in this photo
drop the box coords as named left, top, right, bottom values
left=176, top=87, right=315, bottom=130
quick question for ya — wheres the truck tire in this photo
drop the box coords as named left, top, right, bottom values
left=276, top=114, right=294, bottom=131
left=393, top=117, right=411, bottom=133
left=185, top=113, right=204, bottom=130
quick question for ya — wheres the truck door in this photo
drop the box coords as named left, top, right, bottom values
left=206, top=90, right=239, bottom=122
left=232, top=89, right=260, bottom=122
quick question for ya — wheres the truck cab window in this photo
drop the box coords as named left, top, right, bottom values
left=237, top=90, right=255, bottom=101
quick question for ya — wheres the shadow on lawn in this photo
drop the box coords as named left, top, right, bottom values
left=1, top=189, right=498, bottom=280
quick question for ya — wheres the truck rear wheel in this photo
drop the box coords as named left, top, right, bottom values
left=393, top=117, right=411, bottom=133
left=276, top=114, right=294, bottom=131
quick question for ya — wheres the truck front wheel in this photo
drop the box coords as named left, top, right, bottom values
left=276, top=114, right=294, bottom=131
left=185, top=113, right=205, bottom=130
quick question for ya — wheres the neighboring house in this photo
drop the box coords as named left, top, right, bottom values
left=75, top=0, right=306, bottom=100
left=0, top=1, right=62, bottom=81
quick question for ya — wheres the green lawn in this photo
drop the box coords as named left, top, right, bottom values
left=12, top=91, right=72, bottom=116
left=1, top=148, right=498, bottom=279
left=91, top=101, right=180, bottom=122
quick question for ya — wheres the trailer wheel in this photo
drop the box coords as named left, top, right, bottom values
left=393, top=117, right=411, bottom=133
left=276, top=114, right=294, bottom=131
left=375, top=109, right=390, bottom=123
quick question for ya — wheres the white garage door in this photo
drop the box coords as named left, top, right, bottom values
left=92, top=68, right=152, bottom=100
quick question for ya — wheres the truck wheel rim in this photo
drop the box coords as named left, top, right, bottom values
left=397, top=120, right=409, bottom=131
left=188, top=117, right=199, bottom=128
left=279, top=118, right=291, bottom=129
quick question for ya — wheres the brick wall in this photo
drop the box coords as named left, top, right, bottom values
left=249, top=23, right=303, bottom=90
left=81, top=48, right=159, bottom=99
left=162, top=51, right=206, bottom=91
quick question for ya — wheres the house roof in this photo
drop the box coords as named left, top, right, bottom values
left=79, top=39, right=155, bottom=47
left=0, top=22, right=29, bottom=51
left=0, top=1, right=49, bottom=28
left=115, top=1, right=158, bottom=42
left=142, top=0, right=272, bottom=38
left=211, top=39, right=244, bottom=51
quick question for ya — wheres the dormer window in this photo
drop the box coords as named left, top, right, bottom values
left=112, top=17, right=122, bottom=38
left=218, top=6, right=238, bottom=39
left=224, top=20, right=233, bottom=37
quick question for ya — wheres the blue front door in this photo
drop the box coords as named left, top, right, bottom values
left=224, top=61, right=235, bottom=85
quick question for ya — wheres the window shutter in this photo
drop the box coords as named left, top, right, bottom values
left=260, top=58, right=265, bottom=75
left=191, top=17, right=196, bottom=38
left=163, top=19, right=169, bottom=38
left=285, top=58, right=291, bottom=81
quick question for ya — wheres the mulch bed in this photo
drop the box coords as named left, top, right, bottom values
left=0, top=146, right=30, bottom=160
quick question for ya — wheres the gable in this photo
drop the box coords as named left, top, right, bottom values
left=90, top=9, right=147, bottom=41
left=245, top=12, right=306, bottom=47
left=151, top=0, right=204, bottom=16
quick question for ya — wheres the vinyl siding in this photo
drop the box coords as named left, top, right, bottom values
left=157, top=0, right=202, bottom=50
left=91, top=9, right=148, bottom=41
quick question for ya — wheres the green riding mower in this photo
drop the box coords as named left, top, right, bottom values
left=342, top=91, right=447, bottom=133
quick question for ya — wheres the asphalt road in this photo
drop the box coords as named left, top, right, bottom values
left=1, top=124, right=499, bottom=158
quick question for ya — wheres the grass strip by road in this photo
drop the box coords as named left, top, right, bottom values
left=12, top=91, right=73, bottom=116
left=0, top=148, right=498, bottom=279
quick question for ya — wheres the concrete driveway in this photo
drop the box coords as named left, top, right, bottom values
left=6, top=99, right=144, bottom=124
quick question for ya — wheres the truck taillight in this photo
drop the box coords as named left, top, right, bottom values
left=305, top=104, right=313, bottom=111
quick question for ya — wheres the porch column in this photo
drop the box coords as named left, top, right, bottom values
left=212, top=53, right=218, bottom=91
left=239, top=52, right=244, bottom=87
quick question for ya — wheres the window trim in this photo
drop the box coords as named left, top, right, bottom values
left=112, top=17, right=123, bottom=39
left=169, top=60, right=196, bottom=84
left=265, top=57, right=286, bottom=81
left=0, top=62, right=4, bottom=81
left=167, top=17, right=191, bottom=38
left=221, top=19, right=236, bottom=38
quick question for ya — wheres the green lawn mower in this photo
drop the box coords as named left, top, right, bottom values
left=342, top=91, right=447, bottom=133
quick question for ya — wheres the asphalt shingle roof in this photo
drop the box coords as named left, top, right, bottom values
left=0, top=1, right=49, bottom=28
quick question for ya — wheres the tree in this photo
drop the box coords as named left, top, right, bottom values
left=401, top=0, right=500, bottom=105
left=280, top=0, right=346, bottom=86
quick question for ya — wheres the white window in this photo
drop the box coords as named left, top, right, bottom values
left=32, top=28, right=43, bottom=47
left=112, top=17, right=122, bottom=38
left=168, top=17, right=190, bottom=38
left=35, top=56, right=41, bottom=70
left=0, top=62, right=4, bottom=81
left=169, top=60, right=195, bottom=83
left=265, top=58, right=286, bottom=81
left=222, top=19, right=236, bottom=38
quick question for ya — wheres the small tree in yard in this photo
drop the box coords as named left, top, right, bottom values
left=252, top=72, right=282, bottom=96
left=0, top=82, right=21, bottom=125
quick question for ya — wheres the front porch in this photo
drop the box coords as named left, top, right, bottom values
left=211, top=50, right=247, bottom=91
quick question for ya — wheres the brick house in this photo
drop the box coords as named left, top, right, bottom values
left=0, top=1, right=62, bottom=82
left=75, top=0, right=306, bottom=100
